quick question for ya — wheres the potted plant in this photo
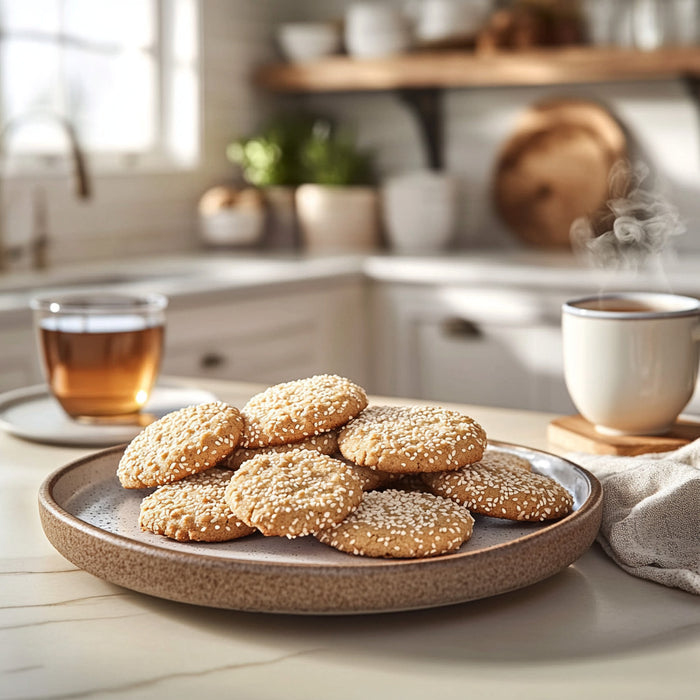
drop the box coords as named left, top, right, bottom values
left=227, top=114, right=316, bottom=249
left=229, top=115, right=379, bottom=252
left=295, top=119, right=380, bottom=252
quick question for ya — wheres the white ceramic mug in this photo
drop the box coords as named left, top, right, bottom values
left=562, top=292, right=700, bottom=435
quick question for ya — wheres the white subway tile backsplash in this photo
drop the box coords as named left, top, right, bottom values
left=4, top=0, right=700, bottom=269
left=302, top=79, right=700, bottom=250
left=274, top=2, right=700, bottom=252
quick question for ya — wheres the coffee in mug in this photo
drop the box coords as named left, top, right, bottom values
left=562, top=292, right=700, bottom=435
left=572, top=298, right=661, bottom=313
left=31, top=292, right=167, bottom=421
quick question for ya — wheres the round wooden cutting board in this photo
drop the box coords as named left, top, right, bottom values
left=493, top=98, right=628, bottom=249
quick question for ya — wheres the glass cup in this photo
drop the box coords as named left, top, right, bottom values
left=30, top=292, right=168, bottom=422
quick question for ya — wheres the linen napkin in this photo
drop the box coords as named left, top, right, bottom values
left=574, top=440, right=700, bottom=595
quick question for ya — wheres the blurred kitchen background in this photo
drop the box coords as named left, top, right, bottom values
left=3, top=0, right=700, bottom=415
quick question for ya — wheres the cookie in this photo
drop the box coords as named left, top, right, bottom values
left=337, top=405, right=487, bottom=474
left=117, top=402, right=243, bottom=489
left=225, top=431, right=339, bottom=471
left=224, top=448, right=364, bottom=538
left=332, top=455, right=398, bottom=491
left=479, top=449, right=532, bottom=472
left=240, top=374, right=368, bottom=448
left=315, top=489, right=474, bottom=559
left=422, top=463, right=573, bottom=521
left=390, top=473, right=432, bottom=493
left=139, top=468, right=255, bottom=542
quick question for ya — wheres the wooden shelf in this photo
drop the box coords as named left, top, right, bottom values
left=254, top=45, right=700, bottom=171
left=255, top=46, right=700, bottom=93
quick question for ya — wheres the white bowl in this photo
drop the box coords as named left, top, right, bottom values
left=345, top=3, right=413, bottom=57
left=199, top=208, right=265, bottom=247
left=414, top=0, right=492, bottom=43
left=277, top=22, right=342, bottom=63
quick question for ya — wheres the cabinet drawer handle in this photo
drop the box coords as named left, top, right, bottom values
left=200, top=352, right=226, bottom=369
left=442, top=317, right=482, bottom=338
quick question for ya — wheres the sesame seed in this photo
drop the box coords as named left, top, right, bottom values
left=315, top=489, right=474, bottom=559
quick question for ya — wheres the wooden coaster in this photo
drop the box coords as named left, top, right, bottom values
left=547, top=414, right=700, bottom=456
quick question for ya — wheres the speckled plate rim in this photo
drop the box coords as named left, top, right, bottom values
left=38, top=441, right=603, bottom=615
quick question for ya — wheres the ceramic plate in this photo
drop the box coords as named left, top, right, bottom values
left=39, top=441, right=602, bottom=615
left=0, top=383, right=218, bottom=446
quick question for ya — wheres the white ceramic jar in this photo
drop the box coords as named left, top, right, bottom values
left=381, top=170, right=457, bottom=253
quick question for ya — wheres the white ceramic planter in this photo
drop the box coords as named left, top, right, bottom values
left=295, top=184, right=380, bottom=252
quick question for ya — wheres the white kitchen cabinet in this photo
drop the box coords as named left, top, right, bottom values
left=162, top=279, right=369, bottom=388
left=0, top=277, right=368, bottom=396
left=5, top=255, right=700, bottom=418
left=370, top=282, right=576, bottom=413
left=0, top=319, right=42, bottom=393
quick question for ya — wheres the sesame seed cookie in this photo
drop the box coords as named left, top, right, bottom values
left=117, top=402, right=243, bottom=489
left=240, top=374, right=368, bottom=449
left=337, top=405, right=487, bottom=474
left=391, top=473, right=432, bottom=493
left=332, top=454, right=398, bottom=491
left=224, top=448, right=364, bottom=538
left=139, top=468, right=255, bottom=542
left=225, top=431, right=339, bottom=471
left=315, top=489, right=475, bottom=559
left=479, top=449, right=532, bottom=472
left=422, top=463, right=574, bottom=521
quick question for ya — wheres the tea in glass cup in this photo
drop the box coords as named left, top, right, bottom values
left=30, top=292, right=167, bottom=421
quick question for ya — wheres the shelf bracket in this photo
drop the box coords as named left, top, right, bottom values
left=679, top=74, right=700, bottom=165
left=682, top=73, right=700, bottom=114
left=396, top=88, right=444, bottom=171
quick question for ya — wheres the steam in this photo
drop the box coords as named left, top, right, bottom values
left=570, top=161, right=686, bottom=270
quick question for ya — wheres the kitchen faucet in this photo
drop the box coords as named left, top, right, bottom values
left=0, top=111, right=92, bottom=271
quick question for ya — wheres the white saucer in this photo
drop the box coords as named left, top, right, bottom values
left=0, top=383, right=219, bottom=447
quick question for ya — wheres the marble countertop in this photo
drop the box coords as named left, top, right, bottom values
left=2, top=248, right=700, bottom=318
left=2, top=378, right=699, bottom=700
left=0, top=253, right=366, bottom=317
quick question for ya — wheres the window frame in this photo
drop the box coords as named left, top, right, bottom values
left=0, top=0, right=201, bottom=178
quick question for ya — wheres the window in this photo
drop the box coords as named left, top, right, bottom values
left=0, top=0, right=199, bottom=171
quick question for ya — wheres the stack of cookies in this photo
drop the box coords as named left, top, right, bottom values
left=117, top=374, right=573, bottom=559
